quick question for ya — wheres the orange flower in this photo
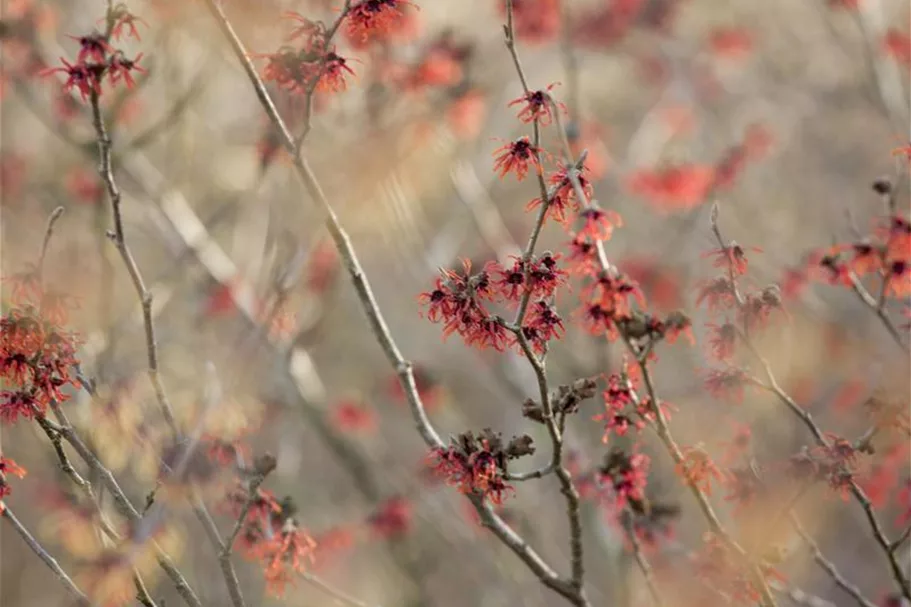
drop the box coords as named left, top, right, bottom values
left=447, top=89, right=487, bottom=141
left=676, top=446, right=724, bottom=496
left=627, top=164, right=715, bottom=211
left=708, top=27, right=754, bottom=60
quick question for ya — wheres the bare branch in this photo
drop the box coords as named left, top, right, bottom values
left=1, top=504, right=93, bottom=606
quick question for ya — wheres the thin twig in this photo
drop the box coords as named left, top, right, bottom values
left=498, top=3, right=589, bottom=601
left=711, top=208, right=910, bottom=602
left=1, top=503, right=94, bottom=606
left=202, top=1, right=585, bottom=603
left=37, top=206, right=66, bottom=282
left=790, top=516, right=878, bottom=607
left=46, top=402, right=203, bottom=607
left=89, top=86, right=179, bottom=440
left=550, top=102, right=777, bottom=607
left=299, top=571, right=376, bottom=607
left=621, top=513, right=665, bottom=607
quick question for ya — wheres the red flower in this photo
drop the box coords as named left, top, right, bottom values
left=0, top=455, right=26, bottom=509
left=65, top=167, right=103, bottom=204
left=599, top=448, right=651, bottom=511
left=107, top=51, right=146, bottom=88
left=105, top=5, right=149, bottom=41
left=620, top=257, right=683, bottom=312
left=492, top=136, right=543, bottom=181
left=704, top=367, right=751, bottom=403
left=582, top=271, right=646, bottom=319
left=708, top=27, right=754, bottom=60
left=568, top=121, right=611, bottom=180
left=260, top=521, right=318, bottom=597
left=703, top=242, right=762, bottom=277
left=517, top=300, right=565, bottom=354
left=447, top=89, right=487, bottom=141
left=677, top=446, right=724, bottom=496
left=490, top=252, right=567, bottom=305
left=695, top=276, right=736, bottom=312
left=330, top=398, right=377, bottom=434
left=41, top=57, right=102, bottom=101
left=627, top=164, right=716, bottom=211
left=566, top=233, right=600, bottom=276
left=0, top=390, right=38, bottom=424
left=367, top=496, right=412, bottom=539
left=202, top=433, right=252, bottom=468
left=345, top=0, right=418, bottom=46
left=594, top=373, right=643, bottom=442
left=882, top=29, right=911, bottom=67
left=310, top=527, right=356, bottom=571
left=576, top=206, right=623, bottom=242
left=67, top=32, right=112, bottom=64
left=719, top=422, right=752, bottom=465
left=885, top=259, right=910, bottom=297
left=3, top=263, right=43, bottom=306
left=316, top=52, right=356, bottom=93
left=508, top=83, right=564, bottom=125
left=526, top=162, right=594, bottom=225
left=893, top=143, right=911, bottom=166
left=705, top=321, right=738, bottom=362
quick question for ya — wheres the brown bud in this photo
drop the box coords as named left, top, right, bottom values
left=522, top=398, right=546, bottom=424
left=506, top=435, right=536, bottom=459
left=872, top=177, right=892, bottom=195
left=254, top=453, right=278, bottom=476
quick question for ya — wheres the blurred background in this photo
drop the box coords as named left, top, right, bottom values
left=1, top=0, right=909, bottom=605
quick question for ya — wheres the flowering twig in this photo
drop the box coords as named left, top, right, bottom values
left=550, top=104, right=779, bottom=607
left=293, top=0, right=354, bottom=151
left=711, top=207, right=911, bottom=602
left=201, top=2, right=587, bottom=604
left=87, top=10, right=179, bottom=439
left=496, top=2, right=594, bottom=600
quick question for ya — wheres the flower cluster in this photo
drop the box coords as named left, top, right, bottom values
left=42, top=10, right=146, bottom=102
left=1, top=270, right=81, bottom=424
left=259, top=14, right=355, bottom=95
left=418, top=256, right=568, bottom=354
left=219, top=486, right=318, bottom=596
left=345, top=0, right=418, bottom=48
left=676, top=445, right=725, bottom=496
left=691, top=533, right=785, bottom=605
left=803, top=209, right=911, bottom=298
left=0, top=455, right=27, bottom=511
left=427, top=429, right=535, bottom=505
left=597, top=447, right=651, bottom=512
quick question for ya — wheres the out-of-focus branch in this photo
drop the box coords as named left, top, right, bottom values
left=89, top=85, right=179, bottom=439
left=710, top=208, right=910, bottom=602
left=45, top=401, right=203, bottom=607
left=621, top=514, right=665, bottom=607
left=551, top=104, right=778, bottom=607
left=299, top=571, right=377, bottom=607
left=1, top=504, right=93, bottom=607
left=790, top=516, right=878, bottom=607
left=845, top=272, right=909, bottom=354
